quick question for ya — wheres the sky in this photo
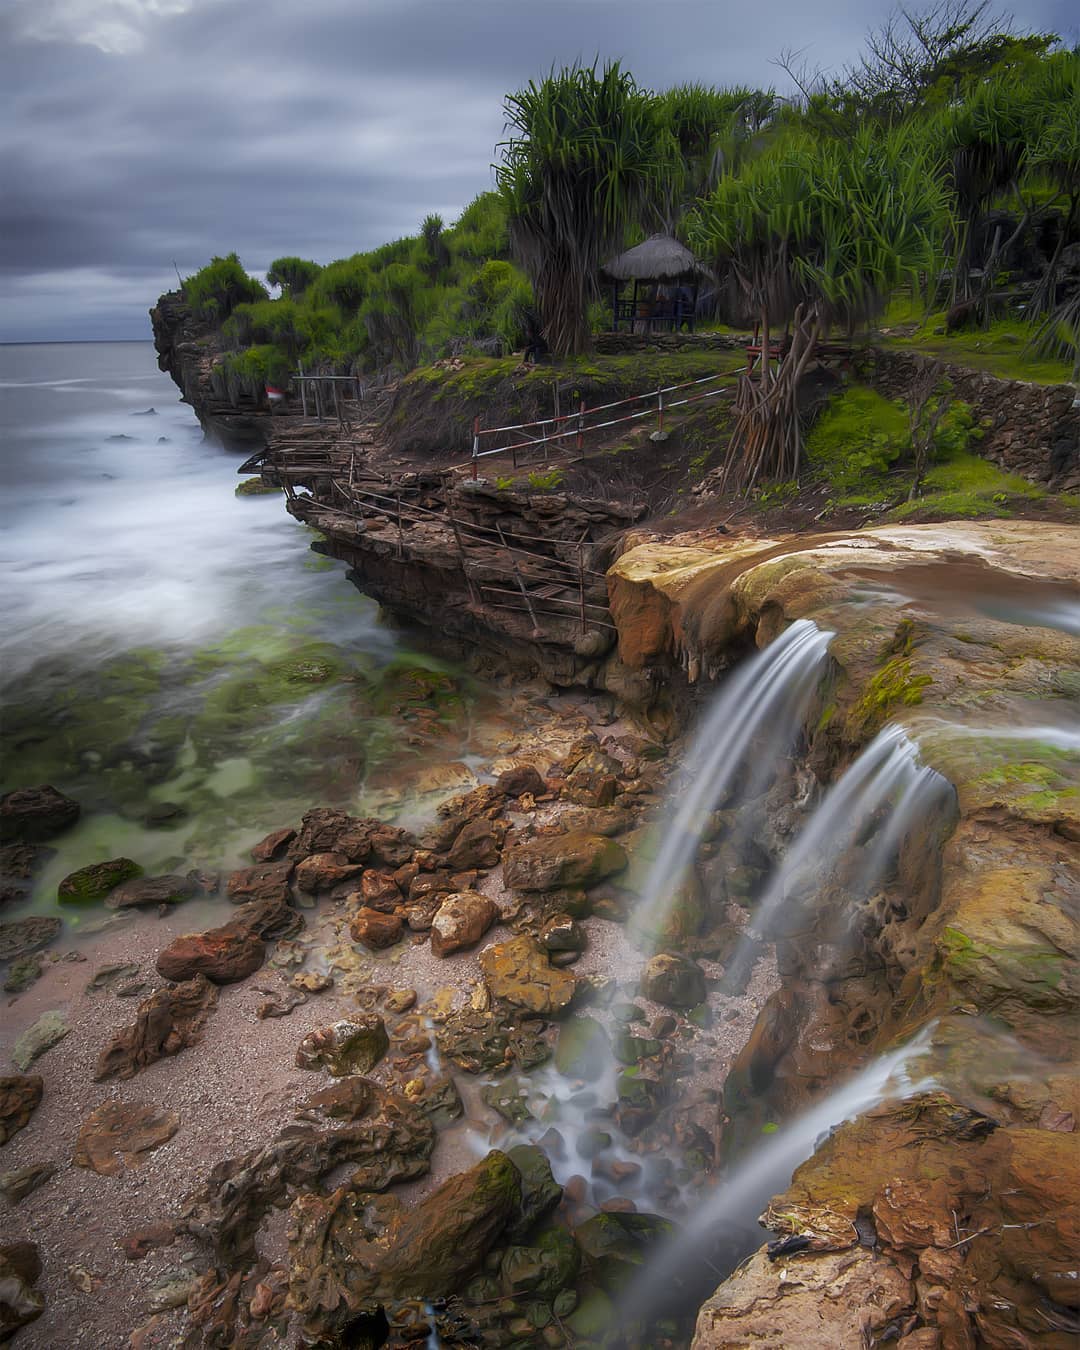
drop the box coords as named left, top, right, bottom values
left=2, top=0, right=1074, bottom=342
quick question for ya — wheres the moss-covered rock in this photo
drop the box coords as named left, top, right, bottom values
left=57, top=856, right=142, bottom=905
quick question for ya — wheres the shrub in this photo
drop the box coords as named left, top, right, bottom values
left=184, top=253, right=267, bottom=322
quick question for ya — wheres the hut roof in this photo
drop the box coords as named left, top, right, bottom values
left=601, top=234, right=705, bottom=283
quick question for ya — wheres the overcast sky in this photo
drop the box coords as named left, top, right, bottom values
left=2, top=0, right=1074, bottom=342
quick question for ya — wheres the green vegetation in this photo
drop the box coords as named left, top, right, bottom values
left=184, top=253, right=267, bottom=322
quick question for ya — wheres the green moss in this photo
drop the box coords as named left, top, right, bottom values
left=887, top=451, right=1046, bottom=522
left=806, top=386, right=909, bottom=497
left=850, top=657, right=931, bottom=734
left=877, top=305, right=1075, bottom=385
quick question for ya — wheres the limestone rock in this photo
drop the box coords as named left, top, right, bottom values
left=95, top=975, right=218, bottom=1081
left=105, top=873, right=197, bottom=909
left=296, top=1017, right=389, bottom=1075
left=0, top=785, right=79, bottom=842
left=156, top=925, right=265, bottom=984
left=58, top=856, right=142, bottom=905
left=225, top=860, right=294, bottom=906
left=480, top=935, right=577, bottom=1016
left=430, top=891, right=499, bottom=957
left=368, top=824, right=417, bottom=868
left=73, top=1101, right=180, bottom=1175
left=435, top=1006, right=549, bottom=1075
left=0, top=1075, right=43, bottom=1144
left=349, top=906, right=403, bottom=949
left=0, top=916, right=61, bottom=962
left=503, top=831, right=627, bottom=892
left=641, top=953, right=706, bottom=1008
left=12, top=1011, right=69, bottom=1071
left=294, top=852, right=363, bottom=894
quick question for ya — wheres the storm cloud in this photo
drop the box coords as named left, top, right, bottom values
left=2, top=0, right=1074, bottom=340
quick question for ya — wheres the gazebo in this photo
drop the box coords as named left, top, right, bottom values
left=601, top=234, right=706, bottom=333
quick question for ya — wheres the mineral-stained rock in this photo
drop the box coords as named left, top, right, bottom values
left=294, top=851, right=364, bottom=894
left=225, top=860, right=294, bottom=906
left=296, top=1017, right=389, bottom=1075
left=12, top=1011, right=69, bottom=1071
left=541, top=912, right=586, bottom=953
left=693, top=1247, right=914, bottom=1348
left=383, top=987, right=417, bottom=1014
left=349, top=906, right=403, bottom=949
left=105, top=873, right=197, bottom=909
left=480, top=935, right=577, bottom=1016
left=0, top=916, right=61, bottom=962
left=289, top=808, right=378, bottom=862
left=359, top=868, right=402, bottom=911
left=430, top=891, right=499, bottom=957
left=446, top=817, right=506, bottom=870
left=250, top=826, right=296, bottom=862
left=503, top=831, right=628, bottom=892
left=0, top=1242, right=44, bottom=1340
left=497, top=764, right=547, bottom=798
left=0, top=1163, right=55, bottom=1204
left=118, top=1223, right=178, bottom=1261
left=435, top=1006, right=550, bottom=1075
left=291, top=969, right=333, bottom=994
left=155, top=924, right=265, bottom=984
left=73, top=1101, right=180, bottom=1175
left=288, top=1149, right=521, bottom=1338
left=95, top=974, right=218, bottom=1081
left=0, top=1075, right=43, bottom=1145
left=228, top=894, right=304, bottom=941
left=183, top=1079, right=433, bottom=1266
left=641, top=953, right=706, bottom=1008
left=57, top=856, right=142, bottom=905
left=0, top=785, right=79, bottom=842
left=368, top=824, right=416, bottom=869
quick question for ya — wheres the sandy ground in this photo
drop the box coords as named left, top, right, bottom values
left=1, top=692, right=778, bottom=1349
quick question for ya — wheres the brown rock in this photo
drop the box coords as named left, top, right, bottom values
left=250, top=826, right=296, bottom=862
left=156, top=925, right=265, bottom=984
left=496, top=764, right=547, bottom=798
left=105, top=874, right=197, bottom=909
left=349, top=907, right=403, bottom=949
left=0, top=1164, right=56, bottom=1204
left=360, top=869, right=402, bottom=911
left=74, top=1101, right=180, bottom=1175
left=226, top=860, right=294, bottom=906
left=0, top=1075, right=43, bottom=1145
left=119, top=1224, right=178, bottom=1261
left=446, top=817, right=506, bottom=871
left=95, top=975, right=218, bottom=1081
left=290, top=807, right=377, bottom=862
left=430, top=891, right=499, bottom=957
left=0, top=785, right=79, bottom=842
left=540, top=912, right=586, bottom=953
left=640, top=953, right=706, bottom=1009
left=502, top=831, right=627, bottom=892
left=408, top=871, right=454, bottom=902
left=563, top=771, right=618, bottom=809
left=291, top=970, right=333, bottom=993
left=294, top=852, right=363, bottom=894
left=383, top=988, right=417, bottom=1013
left=479, top=935, right=577, bottom=1016
left=0, top=1242, right=44, bottom=1340
left=295, top=1017, right=389, bottom=1075
left=368, top=825, right=416, bottom=868
left=405, top=901, right=439, bottom=932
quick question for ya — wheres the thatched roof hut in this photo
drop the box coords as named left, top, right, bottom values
left=601, top=235, right=706, bottom=333
left=601, top=234, right=705, bottom=283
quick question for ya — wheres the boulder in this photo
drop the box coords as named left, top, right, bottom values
left=225, top=860, right=294, bottom=906
left=0, top=916, right=61, bottom=962
left=294, top=852, right=363, bottom=894
left=289, top=807, right=378, bottom=861
left=641, top=953, right=706, bottom=1008
left=295, top=1017, right=389, bottom=1075
left=250, top=826, right=296, bottom=862
left=446, top=817, right=505, bottom=870
left=575, top=1211, right=675, bottom=1293
left=105, top=873, right=197, bottom=909
left=359, top=868, right=402, bottom=911
left=554, top=1015, right=611, bottom=1078
left=58, top=856, right=142, bottom=905
left=0, top=1075, right=43, bottom=1145
left=541, top=912, right=586, bottom=953
left=156, top=926, right=265, bottom=984
left=95, top=975, right=218, bottom=1081
left=12, top=1012, right=69, bottom=1071
left=430, top=891, right=499, bottom=957
left=480, top=935, right=577, bottom=1016
left=503, top=831, right=627, bottom=892
left=0, top=785, right=79, bottom=842
left=368, top=824, right=417, bottom=868
left=497, top=764, right=547, bottom=798
left=73, top=1101, right=180, bottom=1175
left=349, top=906, right=403, bottom=949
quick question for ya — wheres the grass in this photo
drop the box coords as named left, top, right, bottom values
left=886, top=451, right=1046, bottom=521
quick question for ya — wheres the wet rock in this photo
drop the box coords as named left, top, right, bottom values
left=497, top=764, right=547, bottom=798
left=383, top=987, right=417, bottom=1013
left=405, top=900, right=439, bottom=931
left=0, top=1075, right=43, bottom=1145
left=185, top=1080, right=433, bottom=1267
left=435, top=1006, right=549, bottom=1075
left=575, top=1211, right=675, bottom=1293
left=0, top=844, right=55, bottom=907
left=57, top=856, right=142, bottom=905
left=3, top=953, right=43, bottom=994
left=294, top=851, right=363, bottom=894
left=291, top=970, right=333, bottom=994
left=147, top=1269, right=201, bottom=1312
left=257, top=987, right=307, bottom=1019
left=73, top=1101, right=179, bottom=1175
left=85, top=962, right=140, bottom=994
left=641, top=952, right=706, bottom=1008
left=105, top=873, right=197, bottom=909
left=554, top=1015, right=611, bottom=1077
left=289, top=1150, right=521, bottom=1338
left=290, top=807, right=378, bottom=861
left=12, top=1011, right=69, bottom=1071
left=226, top=860, right=294, bottom=905
left=0, top=1242, right=44, bottom=1339
left=503, top=831, right=628, bottom=891
left=156, top=925, right=265, bottom=984
left=482, top=1080, right=532, bottom=1124
left=296, top=1017, right=389, bottom=1075
left=95, top=974, right=218, bottom=1081
left=563, top=767, right=619, bottom=809
left=0, top=1163, right=56, bottom=1204
left=480, top=935, right=578, bottom=1016
left=250, top=826, right=296, bottom=862
left=0, top=785, right=79, bottom=842
left=228, top=893, right=303, bottom=941
left=118, top=1223, right=178, bottom=1261
left=506, top=1143, right=564, bottom=1236
left=349, top=905, right=403, bottom=949
left=430, top=890, right=499, bottom=956
left=540, top=912, right=586, bottom=953
left=446, top=817, right=506, bottom=870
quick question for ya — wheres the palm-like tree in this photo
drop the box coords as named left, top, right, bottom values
left=496, top=62, right=670, bottom=356
left=689, top=126, right=950, bottom=491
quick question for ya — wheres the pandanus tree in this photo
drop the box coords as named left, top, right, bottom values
left=688, top=126, right=950, bottom=492
left=497, top=61, right=670, bottom=356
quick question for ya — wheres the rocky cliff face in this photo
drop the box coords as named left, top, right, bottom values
left=149, top=290, right=273, bottom=449
left=607, top=522, right=1080, bottom=1349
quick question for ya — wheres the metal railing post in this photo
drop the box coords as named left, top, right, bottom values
left=657, top=385, right=664, bottom=436
left=472, top=416, right=480, bottom=481
left=577, top=399, right=585, bottom=455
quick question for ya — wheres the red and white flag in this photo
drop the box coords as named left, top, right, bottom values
left=265, top=385, right=285, bottom=402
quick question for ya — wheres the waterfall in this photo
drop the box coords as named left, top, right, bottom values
left=631, top=619, right=834, bottom=947
left=723, top=724, right=952, bottom=989
left=617, top=1025, right=937, bottom=1331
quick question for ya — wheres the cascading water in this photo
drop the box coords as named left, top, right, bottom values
left=616, top=1025, right=937, bottom=1333
left=723, top=724, right=953, bottom=989
left=631, top=619, right=834, bottom=946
